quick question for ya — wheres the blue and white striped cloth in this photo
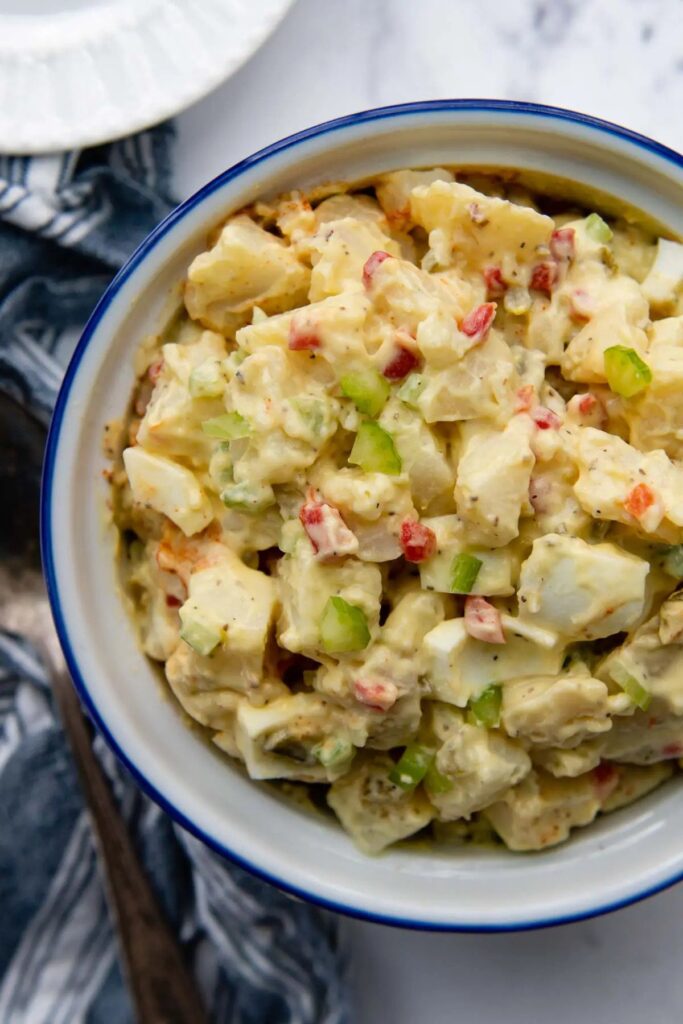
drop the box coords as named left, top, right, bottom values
left=0, top=128, right=350, bottom=1024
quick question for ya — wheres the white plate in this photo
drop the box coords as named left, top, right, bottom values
left=0, top=0, right=294, bottom=154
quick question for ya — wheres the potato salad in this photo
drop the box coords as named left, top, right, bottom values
left=111, top=167, right=683, bottom=854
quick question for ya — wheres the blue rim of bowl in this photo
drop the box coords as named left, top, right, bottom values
left=41, top=99, right=683, bottom=932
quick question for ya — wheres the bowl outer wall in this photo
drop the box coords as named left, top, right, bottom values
left=42, top=101, right=683, bottom=931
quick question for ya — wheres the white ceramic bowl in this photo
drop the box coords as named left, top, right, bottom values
left=42, top=101, right=683, bottom=931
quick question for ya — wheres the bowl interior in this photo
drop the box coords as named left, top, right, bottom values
left=44, top=103, right=683, bottom=929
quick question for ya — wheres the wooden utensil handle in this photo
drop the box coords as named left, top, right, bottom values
left=51, top=666, right=207, bottom=1024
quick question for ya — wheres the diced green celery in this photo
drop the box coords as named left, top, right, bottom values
left=389, top=744, right=435, bottom=791
left=320, top=596, right=371, bottom=654
left=179, top=608, right=222, bottom=657
left=469, top=685, right=502, bottom=727
left=313, top=735, right=354, bottom=769
left=603, top=345, right=652, bottom=398
left=424, top=762, right=453, bottom=795
left=220, top=481, right=275, bottom=513
left=189, top=360, right=224, bottom=398
left=396, top=373, right=426, bottom=408
left=340, top=370, right=390, bottom=417
left=348, top=421, right=402, bottom=475
left=585, top=212, right=613, bottom=244
left=610, top=662, right=652, bottom=711
left=621, top=675, right=651, bottom=711
left=291, top=396, right=328, bottom=437
left=202, top=411, right=251, bottom=440
left=663, top=545, right=683, bottom=578
left=450, top=553, right=483, bottom=594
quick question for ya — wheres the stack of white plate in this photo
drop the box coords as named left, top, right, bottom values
left=0, top=0, right=294, bottom=153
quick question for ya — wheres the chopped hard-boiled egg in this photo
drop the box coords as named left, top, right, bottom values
left=641, top=238, right=683, bottom=308
left=122, top=447, right=213, bottom=536
left=517, top=534, right=649, bottom=640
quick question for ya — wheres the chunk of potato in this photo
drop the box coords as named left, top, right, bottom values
left=418, top=514, right=518, bottom=596
left=573, top=427, right=683, bottom=540
left=427, top=706, right=531, bottom=821
left=502, top=666, right=614, bottom=748
left=455, top=415, right=535, bottom=547
left=185, top=215, right=310, bottom=334
left=276, top=543, right=381, bottom=656
left=235, top=692, right=369, bottom=782
left=327, top=753, right=434, bottom=853
left=484, top=770, right=601, bottom=851
left=301, top=216, right=401, bottom=302
left=600, top=612, right=683, bottom=716
left=410, top=179, right=553, bottom=277
left=561, top=304, right=649, bottom=384
left=625, top=344, right=683, bottom=459
left=416, top=334, right=519, bottom=425
left=375, top=168, right=454, bottom=230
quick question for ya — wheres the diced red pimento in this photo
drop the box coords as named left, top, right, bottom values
left=532, top=406, right=561, bottom=430
left=288, top=316, right=321, bottom=351
left=567, top=391, right=606, bottom=428
left=383, top=343, right=420, bottom=381
left=464, top=597, right=506, bottom=644
left=569, top=288, right=596, bottom=321
left=148, top=359, right=164, bottom=384
left=592, top=761, right=620, bottom=802
left=362, top=250, right=393, bottom=288
left=530, top=260, right=558, bottom=295
left=299, top=499, right=358, bottom=559
left=515, top=384, right=535, bottom=413
left=662, top=743, right=683, bottom=758
left=550, top=227, right=575, bottom=262
left=624, top=482, right=656, bottom=520
left=460, top=302, right=497, bottom=343
left=483, top=265, right=507, bottom=298
left=399, top=519, right=437, bottom=563
left=353, top=677, right=398, bottom=712
left=165, top=594, right=182, bottom=608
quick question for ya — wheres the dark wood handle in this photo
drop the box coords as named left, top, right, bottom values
left=51, top=666, right=207, bottom=1024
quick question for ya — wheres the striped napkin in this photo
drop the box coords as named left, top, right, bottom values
left=0, top=127, right=349, bottom=1024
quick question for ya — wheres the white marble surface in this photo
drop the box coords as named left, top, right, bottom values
left=173, top=2, right=683, bottom=1020
left=174, top=0, right=683, bottom=196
